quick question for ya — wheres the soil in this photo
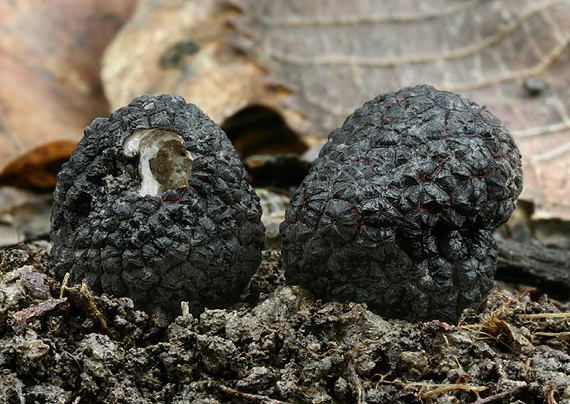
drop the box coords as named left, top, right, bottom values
left=1, top=243, right=570, bottom=404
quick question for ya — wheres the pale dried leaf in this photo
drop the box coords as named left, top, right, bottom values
left=102, top=0, right=279, bottom=128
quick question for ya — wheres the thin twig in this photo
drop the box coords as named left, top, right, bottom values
left=521, top=313, right=570, bottom=320
left=204, top=380, right=294, bottom=404
left=534, top=332, right=570, bottom=337
left=420, top=383, right=487, bottom=398
left=471, top=387, right=518, bottom=404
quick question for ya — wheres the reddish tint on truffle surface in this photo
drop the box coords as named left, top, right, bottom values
left=280, top=85, right=523, bottom=322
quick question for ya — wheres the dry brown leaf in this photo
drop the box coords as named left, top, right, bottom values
left=102, top=0, right=289, bottom=134
left=0, top=0, right=136, bottom=188
left=102, top=0, right=570, bottom=219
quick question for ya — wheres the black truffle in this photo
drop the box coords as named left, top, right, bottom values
left=280, top=85, right=523, bottom=322
left=51, top=94, right=265, bottom=318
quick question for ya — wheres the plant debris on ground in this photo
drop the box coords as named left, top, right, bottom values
left=1, top=243, right=570, bottom=403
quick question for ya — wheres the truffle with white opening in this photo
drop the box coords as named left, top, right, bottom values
left=50, top=94, right=265, bottom=319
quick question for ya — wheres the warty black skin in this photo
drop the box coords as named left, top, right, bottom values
left=280, top=85, right=523, bottom=322
left=51, top=94, right=265, bottom=319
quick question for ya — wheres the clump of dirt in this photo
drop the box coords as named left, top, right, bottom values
left=1, top=244, right=570, bottom=403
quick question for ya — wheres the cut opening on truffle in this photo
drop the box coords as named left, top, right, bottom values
left=123, top=129, right=194, bottom=197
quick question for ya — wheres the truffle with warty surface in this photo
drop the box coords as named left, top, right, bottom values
left=280, top=85, right=523, bottom=322
left=51, top=94, right=265, bottom=318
